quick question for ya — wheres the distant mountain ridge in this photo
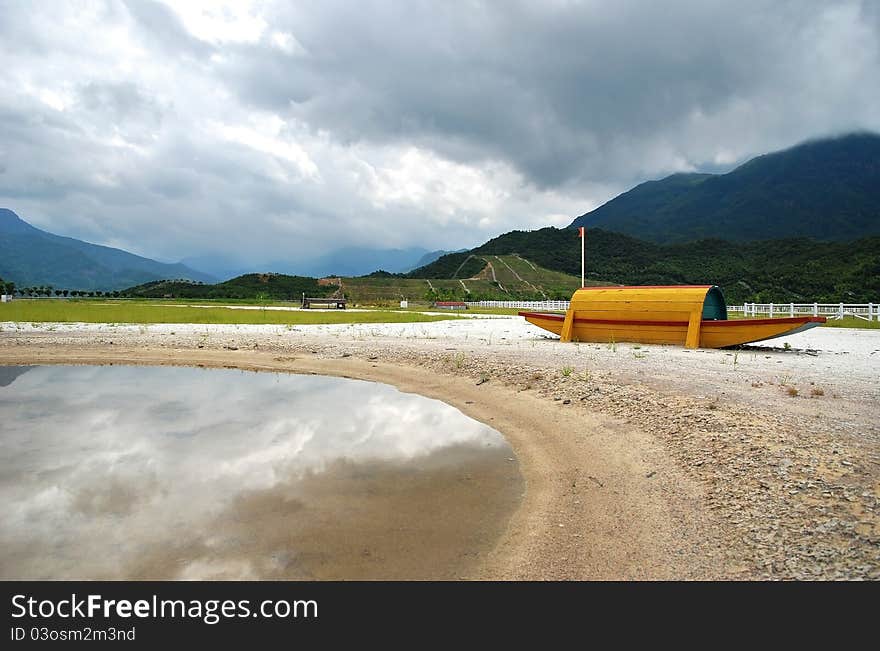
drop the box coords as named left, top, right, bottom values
left=0, top=208, right=216, bottom=291
left=410, top=227, right=880, bottom=303
left=1, top=207, right=463, bottom=291
left=410, top=249, right=466, bottom=270
left=181, top=247, right=457, bottom=280
left=296, top=246, right=433, bottom=277
left=123, top=273, right=331, bottom=300
left=571, top=132, right=880, bottom=243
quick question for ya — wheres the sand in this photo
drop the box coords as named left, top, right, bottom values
left=2, top=316, right=878, bottom=579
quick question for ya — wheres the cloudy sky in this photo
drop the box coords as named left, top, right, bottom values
left=1, top=0, right=878, bottom=267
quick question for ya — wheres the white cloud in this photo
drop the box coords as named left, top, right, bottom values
left=270, top=31, right=307, bottom=56
left=157, top=0, right=267, bottom=45
left=35, top=88, right=70, bottom=111
left=213, top=117, right=321, bottom=181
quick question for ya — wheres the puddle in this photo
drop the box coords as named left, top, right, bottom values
left=0, top=365, right=521, bottom=579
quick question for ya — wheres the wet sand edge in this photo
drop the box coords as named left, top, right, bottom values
left=1, top=346, right=721, bottom=580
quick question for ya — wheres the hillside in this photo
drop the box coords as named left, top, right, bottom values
left=345, top=255, right=584, bottom=302
left=123, top=273, right=333, bottom=300
left=294, top=246, right=436, bottom=277
left=120, top=260, right=582, bottom=303
left=0, top=209, right=215, bottom=291
left=407, top=252, right=487, bottom=279
left=571, top=133, right=880, bottom=243
left=459, top=227, right=880, bottom=304
left=411, top=248, right=465, bottom=270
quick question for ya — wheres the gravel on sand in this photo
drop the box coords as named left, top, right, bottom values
left=2, top=317, right=878, bottom=580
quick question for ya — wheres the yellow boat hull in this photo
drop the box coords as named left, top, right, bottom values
left=519, top=312, right=825, bottom=348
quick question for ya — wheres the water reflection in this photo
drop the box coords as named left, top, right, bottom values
left=0, top=364, right=521, bottom=579
left=0, top=365, right=32, bottom=387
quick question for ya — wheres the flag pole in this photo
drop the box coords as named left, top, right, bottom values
left=579, top=226, right=585, bottom=288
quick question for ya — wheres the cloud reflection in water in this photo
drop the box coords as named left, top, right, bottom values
left=0, top=365, right=520, bottom=579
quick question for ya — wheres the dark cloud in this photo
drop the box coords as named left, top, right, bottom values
left=223, top=0, right=880, bottom=187
left=0, top=1, right=878, bottom=265
left=78, top=82, right=162, bottom=126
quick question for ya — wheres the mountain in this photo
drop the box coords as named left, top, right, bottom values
left=410, top=227, right=880, bottom=304
left=0, top=366, right=33, bottom=387
left=181, top=246, right=446, bottom=280
left=410, top=249, right=466, bottom=270
left=293, top=246, right=434, bottom=277
left=407, top=252, right=486, bottom=279
left=178, top=255, right=252, bottom=282
left=0, top=209, right=216, bottom=291
left=571, top=133, right=880, bottom=243
left=123, top=273, right=333, bottom=300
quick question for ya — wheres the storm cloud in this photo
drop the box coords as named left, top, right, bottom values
left=0, top=0, right=878, bottom=266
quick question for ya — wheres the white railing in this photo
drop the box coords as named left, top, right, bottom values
left=470, top=300, right=879, bottom=320
left=732, top=302, right=879, bottom=321
left=466, top=300, right=569, bottom=311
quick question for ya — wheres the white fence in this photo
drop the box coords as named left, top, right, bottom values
left=732, top=302, right=879, bottom=321
left=469, top=299, right=879, bottom=321
left=466, top=300, right=569, bottom=311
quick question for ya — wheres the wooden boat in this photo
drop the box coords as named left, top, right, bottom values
left=519, top=285, right=826, bottom=349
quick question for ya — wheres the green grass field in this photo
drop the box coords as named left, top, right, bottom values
left=819, top=316, right=880, bottom=329
left=449, top=306, right=526, bottom=316
left=0, top=300, right=462, bottom=325
left=2, top=299, right=875, bottom=329
left=715, top=313, right=880, bottom=329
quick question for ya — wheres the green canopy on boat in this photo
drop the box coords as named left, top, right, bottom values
left=701, top=286, right=728, bottom=321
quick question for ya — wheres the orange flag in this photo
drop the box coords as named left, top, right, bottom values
left=578, top=226, right=584, bottom=238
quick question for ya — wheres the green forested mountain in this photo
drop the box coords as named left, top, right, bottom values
left=414, top=134, right=880, bottom=302
left=406, top=252, right=486, bottom=279
left=0, top=208, right=215, bottom=291
left=123, top=273, right=335, bottom=300
left=570, top=133, right=880, bottom=243
left=410, top=227, right=880, bottom=303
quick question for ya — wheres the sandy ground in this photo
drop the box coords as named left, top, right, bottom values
left=2, top=317, right=878, bottom=580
